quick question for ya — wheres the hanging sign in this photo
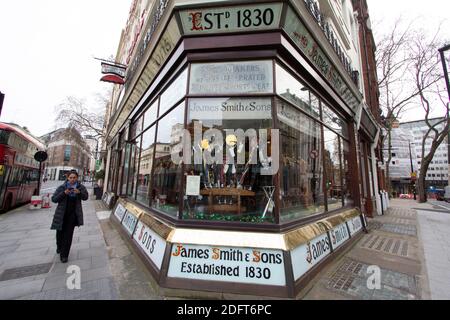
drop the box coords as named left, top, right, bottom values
left=168, top=244, right=286, bottom=286
left=179, top=3, right=283, bottom=35
left=101, top=62, right=126, bottom=78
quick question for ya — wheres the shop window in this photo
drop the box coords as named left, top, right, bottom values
left=136, top=127, right=156, bottom=206
left=151, top=102, right=185, bottom=217
left=322, top=102, right=348, bottom=138
left=144, top=99, right=159, bottom=130
left=275, top=64, right=320, bottom=118
left=183, top=97, right=274, bottom=224
left=324, top=128, right=343, bottom=211
left=130, top=116, right=143, bottom=139
left=278, top=100, right=325, bottom=222
left=159, top=69, right=187, bottom=117
left=127, top=136, right=141, bottom=197
left=189, top=61, right=274, bottom=95
left=341, top=139, right=353, bottom=206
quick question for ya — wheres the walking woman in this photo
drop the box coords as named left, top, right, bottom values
left=51, top=170, right=88, bottom=263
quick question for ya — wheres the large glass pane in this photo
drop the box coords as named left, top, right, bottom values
left=151, top=102, right=185, bottom=217
left=183, top=97, right=275, bottom=224
left=278, top=100, right=325, bottom=222
left=324, top=128, right=343, bottom=211
left=276, top=64, right=320, bottom=118
left=121, top=143, right=131, bottom=195
left=322, top=102, right=348, bottom=138
left=189, top=61, right=273, bottom=95
left=136, top=127, right=156, bottom=206
left=143, top=100, right=158, bottom=130
left=127, top=136, right=141, bottom=197
left=130, top=116, right=143, bottom=139
left=159, top=69, right=187, bottom=117
left=341, top=139, right=353, bottom=207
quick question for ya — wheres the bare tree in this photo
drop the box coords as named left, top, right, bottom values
left=55, top=96, right=105, bottom=139
left=410, top=29, right=449, bottom=203
left=376, top=20, right=443, bottom=195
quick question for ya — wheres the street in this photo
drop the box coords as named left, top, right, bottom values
left=1, top=187, right=450, bottom=299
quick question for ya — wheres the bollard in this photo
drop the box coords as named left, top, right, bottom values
left=30, top=196, right=42, bottom=210
left=41, top=193, right=51, bottom=209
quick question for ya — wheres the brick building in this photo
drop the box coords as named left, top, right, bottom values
left=40, top=127, right=92, bottom=181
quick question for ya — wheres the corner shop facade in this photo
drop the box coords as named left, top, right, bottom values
left=103, top=0, right=380, bottom=298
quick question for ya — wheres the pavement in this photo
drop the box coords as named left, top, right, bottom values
left=1, top=180, right=450, bottom=300
left=0, top=181, right=118, bottom=300
left=301, top=199, right=450, bottom=300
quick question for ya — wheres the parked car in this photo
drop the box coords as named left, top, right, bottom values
left=435, top=189, right=445, bottom=201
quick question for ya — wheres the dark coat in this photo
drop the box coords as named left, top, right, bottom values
left=50, top=183, right=89, bottom=230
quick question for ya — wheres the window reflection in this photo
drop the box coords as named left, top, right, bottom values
left=159, top=69, right=187, bottom=117
left=322, top=102, right=347, bottom=138
left=278, top=100, right=325, bottom=222
left=151, top=102, right=185, bottom=217
left=324, top=128, right=343, bottom=211
left=143, top=100, right=158, bottom=130
left=341, top=140, right=353, bottom=206
left=276, top=64, right=320, bottom=118
left=136, top=127, right=156, bottom=206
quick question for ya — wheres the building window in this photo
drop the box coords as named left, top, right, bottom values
left=136, top=126, right=156, bottom=206
left=64, top=146, right=71, bottom=162
left=150, top=102, right=185, bottom=217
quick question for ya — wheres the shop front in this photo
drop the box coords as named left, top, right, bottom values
left=103, top=0, right=377, bottom=298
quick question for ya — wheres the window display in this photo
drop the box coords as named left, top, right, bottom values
left=278, top=100, right=325, bottom=222
left=183, top=97, right=275, bottom=223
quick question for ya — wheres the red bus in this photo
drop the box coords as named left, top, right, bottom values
left=0, top=122, right=45, bottom=212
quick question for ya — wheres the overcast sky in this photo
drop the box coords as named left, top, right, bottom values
left=0, top=0, right=449, bottom=138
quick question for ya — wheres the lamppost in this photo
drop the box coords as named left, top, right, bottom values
left=439, top=45, right=450, bottom=190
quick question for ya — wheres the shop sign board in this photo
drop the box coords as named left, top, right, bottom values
left=133, top=220, right=167, bottom=270
left=329, top=222, right=350, bottom=251
left=168, top=244, right=286, bottom=286
left=189, top=60, right=273, bottom=95
left=291, top=233, right=331, bottom=281
left=189, top=98, right=272, bottom=120
left=347, top=216, right=363, bottom=236
left=122, top=211, right=138, bottom=236
left=114, top=203, right=127, bottom=222
left=283, top=7, right=360, bottom=112
left=179, top=3, right=283, bottom=35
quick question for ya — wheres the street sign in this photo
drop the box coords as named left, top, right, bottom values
left=34, top=151, right=48, bottom=162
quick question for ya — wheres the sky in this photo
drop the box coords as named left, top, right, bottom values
left=0, top=0, right=132, bottom=137
left=0, top=0, right=450, bottom=138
